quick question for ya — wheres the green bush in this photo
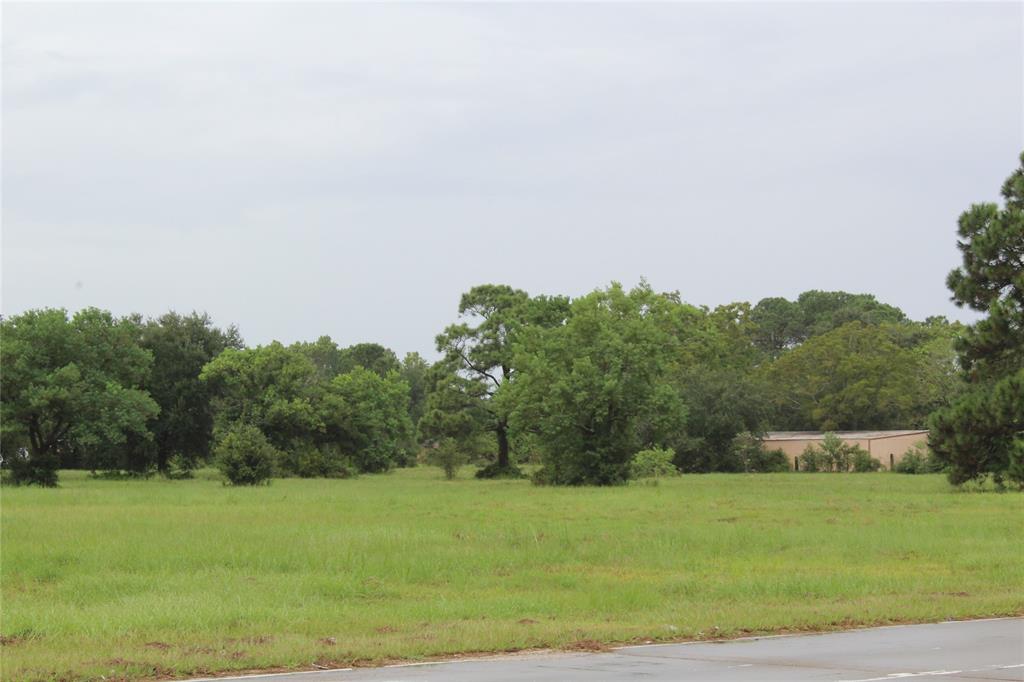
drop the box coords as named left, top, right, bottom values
left=748, top=447, right=791, bottom=473
left=214, top=423, right=277, bottom=486
left=2, top=447, right=58, bottom=487
left=530, top=465, right=554, bottom=486
left=851, top=449, right=881, bottom=472
left=163, top=453, right=195, bottom=480
left=895, top=442, right=945, bottom=474
left=278, top=442, right=354, bottom=478
left=732, top=433, right=791, bottom=473
left=799, top=433, right=877, bottom=472
left=1008, top=439, right=1024, bottom=490
left=820, top=433, right=851, bottom=471
left=425, top=438, right=467, bottom=480
left=630, top=448, right=679, bottom=479
left=798, top=443, right=830, bottom=472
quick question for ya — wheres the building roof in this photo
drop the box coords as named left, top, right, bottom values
left=763, top=430, right=928, bottom=441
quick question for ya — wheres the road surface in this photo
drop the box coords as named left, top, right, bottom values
left=194, top=617, right=1023, bottom=681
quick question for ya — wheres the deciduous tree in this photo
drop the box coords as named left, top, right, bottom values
left=201, top=341, right=415, bottom=475
left=324, top=367, right=415, bottom=472
left=400, top=352, right=431, bottom=425
left=139, top=311, right=242, bottom=473
left=512, top=283, right=686, bottom=485
left=200, top=342, right=324, bottom=455
left=338, top=343, right=401, bottom=378
left=765, top=322, right=934, bottom=431
left=0, top=308, right=159, bottom=484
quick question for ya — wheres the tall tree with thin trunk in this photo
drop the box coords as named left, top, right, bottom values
left=430, top=285, right=568, bottom=478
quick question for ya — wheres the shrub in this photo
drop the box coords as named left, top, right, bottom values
left=895, top=445, right=924, bottom=474
left=732, top=432, right=791, bottom=473
left=425, top=438, right=467, bottom=480
left=799, top=433, right=876, bottom=472
left=895, top=442, right=945, bottom=474
left=2, top=447, right=58, bottom=487
left=749, top=447, right=791, bottom=473
left=163, top=453, right=195, bottom=480
left=851, top=449, right=881, bottom=472
left=819, top=433, right=851, bottom=471
left=278, top=443, right=354, bottom=478
left=798, top=443, right=830, bottom=472
left=214, top=423, right=277, bottom=486
left=630, top=448, right=679, bottom=479
left=530, top=465, right=554, bottom=486
left=1008, top=439, right=1024, bottom=490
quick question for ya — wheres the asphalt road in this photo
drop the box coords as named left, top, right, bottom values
left=197, top=617, right=1023, bottom=682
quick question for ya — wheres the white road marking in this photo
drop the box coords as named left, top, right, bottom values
left=836, top=663, right=1024, bottom=682
left=843, top=671, right=962, bottom=682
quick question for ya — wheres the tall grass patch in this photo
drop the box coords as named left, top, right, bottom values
left=2, top=469, right=1022, bottom=681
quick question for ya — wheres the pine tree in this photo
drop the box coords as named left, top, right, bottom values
left=930, top=152, right=1024, bottom=487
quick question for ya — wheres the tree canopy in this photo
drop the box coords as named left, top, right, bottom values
left=200, top=341, right=414, bottom=478
left=0, top=308, right=159, bottom=484
left=765, top=321, right=954, bottom=432
left=0, top=259, right=987, bottom=486
left=512, top=282, right=686, bottom=485
left=749, top=291, right=906, bottom=356
left=139, top=311, right=243, bottom=472
left=428, top=284, right=569, bottom=478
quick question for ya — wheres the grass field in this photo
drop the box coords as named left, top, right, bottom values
left=2, top=468, right=1022, bottom=681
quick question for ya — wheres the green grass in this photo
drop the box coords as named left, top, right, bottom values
left=2, top=469, right=1022, bottom=681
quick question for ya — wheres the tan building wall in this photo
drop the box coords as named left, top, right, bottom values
left=866, top=433, right=929, bottom=470
left=763, top=431, right=929, bottom=471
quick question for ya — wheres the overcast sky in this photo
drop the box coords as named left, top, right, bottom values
left=3, top=2, right=1022, bottom=357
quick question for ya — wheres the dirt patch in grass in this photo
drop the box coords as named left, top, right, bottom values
left=226, top=636, right=273, bottom=646
left=564, top=639, right=609, bottom=652
left=102, top=658, right=177, bottom=680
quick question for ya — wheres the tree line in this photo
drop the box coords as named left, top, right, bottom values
left=2, top=153, right=1021, bottom=488
left=0, top=289, right=963, bottom=486
left=0, top=313, right=429, bottom=484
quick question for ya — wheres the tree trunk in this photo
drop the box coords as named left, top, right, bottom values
left=496, top=423, right=510, bottom=470
left=157, top=447, right=170, bottom=474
